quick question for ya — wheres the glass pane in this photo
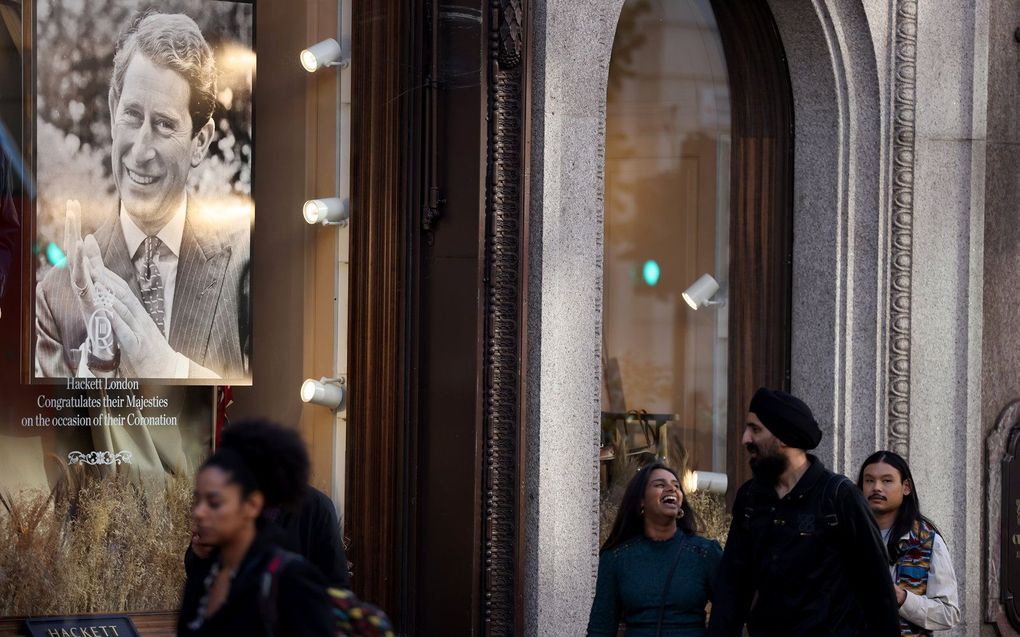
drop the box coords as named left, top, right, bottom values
left=601, top=0, right=730, bottom=538
left=0, top=1, right=253, bottom=617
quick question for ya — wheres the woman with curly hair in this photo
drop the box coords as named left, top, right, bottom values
left=587, top=462, right=722, bottom=637
left=178, top=419, right=334, bottom=636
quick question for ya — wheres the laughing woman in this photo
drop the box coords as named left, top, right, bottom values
left=588, top=463, right=722, bottom=637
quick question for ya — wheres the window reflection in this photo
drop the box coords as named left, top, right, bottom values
left=601, top=0, right=731, bottom=540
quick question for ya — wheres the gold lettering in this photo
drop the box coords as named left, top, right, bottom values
left=61, top=630, right=73, bottom=637
left=109, top=626, right=119, bottom=637
left=97, top=627, right=111, bottom=637
left=47, top=630, right=60, bottom=637
left=69, top=629, right=81, bottom=637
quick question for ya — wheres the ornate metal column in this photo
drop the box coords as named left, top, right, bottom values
left=481, top=0, right=526, bottom=634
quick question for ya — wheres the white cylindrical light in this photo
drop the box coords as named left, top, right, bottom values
left=300, top=378, right=344, bottom=409
left=302, top=197, right=349, bottom=225
left=682, top=273, right=721, bottom=310
left=693, top=470, right=728, bottom=495
left=300, top=38, right=343, bottom=73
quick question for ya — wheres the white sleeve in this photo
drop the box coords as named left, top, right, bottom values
left=898, top=534, right=961, bottom=630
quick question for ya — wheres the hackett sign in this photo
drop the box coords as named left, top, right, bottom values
left=22, top=616, right=139, bottom=637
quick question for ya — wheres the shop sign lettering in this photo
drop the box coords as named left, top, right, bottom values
left=23, top=616, right=138, bottom=637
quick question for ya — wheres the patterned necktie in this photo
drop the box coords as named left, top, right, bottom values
left=137, top=236, right=166, bottom=335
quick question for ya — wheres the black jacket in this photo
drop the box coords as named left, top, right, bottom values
left=272, top=486, right=351, bottom=588
left=178, top=528, right=335, bottom=637
left=707, top=456, right=900, bottom=637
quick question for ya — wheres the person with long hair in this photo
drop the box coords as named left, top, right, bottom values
left=857, top=450, right=960, bottom=635
left=178, top=419, right=334, bottom=636
left=587, top=462, right=721, bottom=637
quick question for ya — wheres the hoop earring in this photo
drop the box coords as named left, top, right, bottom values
left=640, top=506, right=645, bottom=516
left=677, top=509, right=685, bottom=519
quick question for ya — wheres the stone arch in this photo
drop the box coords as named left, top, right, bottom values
left=764, top=0, right=888, bottom=474
left=525, top=1, right=888, bottom=634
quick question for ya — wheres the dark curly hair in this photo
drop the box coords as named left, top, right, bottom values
left=601, top=462, right=699, bottom=553
left=202, top=418, right=310, bottom=512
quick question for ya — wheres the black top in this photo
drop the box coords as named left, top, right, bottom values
left=186, top=486, right=351, bottom=589
left=587, top=532, right=721, bottom=636
left=707, top=456, right=900, bottom=637
left=272, top=486, right=351, bottom=588
left=178, top=528, right=335, bottom=637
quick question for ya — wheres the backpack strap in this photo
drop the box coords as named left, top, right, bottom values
left=259, top=549, right=302, bottom=633
left=818, top=472, right=849, bottom=528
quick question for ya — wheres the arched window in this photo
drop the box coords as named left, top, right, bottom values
left=601, top=0, right=793, bottom=537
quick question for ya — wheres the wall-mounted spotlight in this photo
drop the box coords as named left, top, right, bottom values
left=682, top=273, right=725, bottom=310
left=300, top=38, right=348, bottom=72
left=683, top=470, right=728, bottom=495
left=300, top=377, right=345, bottom=410
left=303, top=197, right=349, bottom=226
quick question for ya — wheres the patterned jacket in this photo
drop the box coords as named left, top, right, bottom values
left=890, top=519, right=961, bottom=635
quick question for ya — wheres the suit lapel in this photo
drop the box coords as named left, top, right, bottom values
left=168, top=204, right=231, bottom=359
left=95, top=214, right=144, bottom=303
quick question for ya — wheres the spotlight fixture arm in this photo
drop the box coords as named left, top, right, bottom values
left=682, top=273, right=726, bottom=310
left=303, top=197, right=350, bottom=227
left=300, top=376, right=347, bottom=410
left=300, top=38, right=349, bottom=73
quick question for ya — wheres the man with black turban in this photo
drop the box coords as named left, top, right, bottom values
left=708, top=388, right=900, bottom=637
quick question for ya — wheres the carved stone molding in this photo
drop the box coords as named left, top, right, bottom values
left=986, top=401, right=1020, bottom=626
left=482, top=0, right=526, bottom=634
left=887, top=0, right=917, bottom=458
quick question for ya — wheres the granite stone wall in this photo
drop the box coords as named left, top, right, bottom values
left=525, top=0, right=1010, bottom=634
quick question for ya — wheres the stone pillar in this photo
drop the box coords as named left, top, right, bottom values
left=525, top=1, right=621, bottom=634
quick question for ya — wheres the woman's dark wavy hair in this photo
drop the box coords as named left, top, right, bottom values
left=202, top=418, right=310, bottom=514
left=856, top=450, right=940, bottom=562
left=601, top=462, right=699, bottom=553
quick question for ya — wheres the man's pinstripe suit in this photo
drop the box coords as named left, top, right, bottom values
left=35, top=200, right=250, bottom=381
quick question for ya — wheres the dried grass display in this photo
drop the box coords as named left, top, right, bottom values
left=598, top=426, right=732, bottom=548
left=0, top=467, right=192, bottom=615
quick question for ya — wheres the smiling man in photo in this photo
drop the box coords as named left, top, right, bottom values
left=36, top=10, right=249, bottom=381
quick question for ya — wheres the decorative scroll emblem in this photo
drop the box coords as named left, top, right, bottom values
left=68, top=450, right=133, bottom=466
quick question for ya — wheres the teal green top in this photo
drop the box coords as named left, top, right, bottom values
left=587, top=532, right=722, bottom=637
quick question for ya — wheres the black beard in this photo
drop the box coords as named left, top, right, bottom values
left=749, top=452, right=788, bottom=483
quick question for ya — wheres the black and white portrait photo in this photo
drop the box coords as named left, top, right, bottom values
left=32, top=0, right=254, bottom=384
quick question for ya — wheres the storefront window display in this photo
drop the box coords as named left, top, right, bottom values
left=0, top=0, right=252, bottom=618
left=601, top=0, right=731, bottom=543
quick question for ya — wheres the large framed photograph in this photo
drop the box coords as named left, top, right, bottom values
left=31, top=0, right=254, bottom=385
